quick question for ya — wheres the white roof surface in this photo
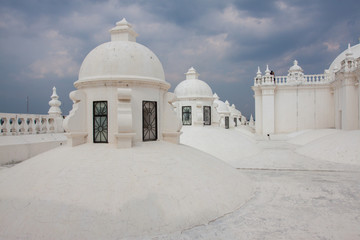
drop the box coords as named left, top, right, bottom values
left=0, top=141, right=253, bottom=239
left=1, top=128, right=360, bottom=239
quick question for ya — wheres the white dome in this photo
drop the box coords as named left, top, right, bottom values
left=77, top=41, right=165, bottom=84
left=288, top=60, right=303, bottom=73
left=329, top=43, right=360, bottom=73
left=174, top=67, right=213, bottom=99
left=75, top=19, right=165, bottom=87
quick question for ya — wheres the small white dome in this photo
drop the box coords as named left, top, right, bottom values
left=288, top=60, right=303, bottom=73
left=75, top=19, right=165, bottom=87
left=174, top=67, right=213, bottom=99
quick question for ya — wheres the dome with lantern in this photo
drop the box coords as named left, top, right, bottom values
left=287, top=60, right=304, bottom=83
left=174, top=67, right=213, bottom=99
left=76, top=18, right=166, bottom=88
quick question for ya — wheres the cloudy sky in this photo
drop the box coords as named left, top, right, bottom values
left=0, top=0, right=359, bottom=118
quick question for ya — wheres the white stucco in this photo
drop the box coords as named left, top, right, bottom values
left=253, top=44, right=360, bottom=135
left=63, top=18, right=181, bottom=147
left=0, top=141, right=253, bottom=239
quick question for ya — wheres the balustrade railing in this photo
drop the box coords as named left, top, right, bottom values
left=273, top=74, right=327, bottom=85
left=0, top=113, right=64, bottom=136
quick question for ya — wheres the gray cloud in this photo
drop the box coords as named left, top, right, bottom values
left=0, top=0, right=359, bottom=118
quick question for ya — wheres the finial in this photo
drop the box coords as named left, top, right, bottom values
left=346, top=43, right=353, bottom=57
left=110, top=18, right=138, bottom=42
left=48, top=86, right=62, bottom=116
left=257, top=66, right=261, bottom=74
left=294, top=60, right=298, bottom=66
left=185, top=67, right=200, bottom=80
left=225, top=100, right=230, bottom=106
left=265, top=65, right=271, bottom=75
left=213, top=93, right=219, bottom=100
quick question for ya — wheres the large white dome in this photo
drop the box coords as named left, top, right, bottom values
left=329, top=43, right=360, bottom=73
left=75, top=18, right=166, bottom=87
left=77, top=41, right=165, bottom=83
left=174, top=67, right=213, bottom=99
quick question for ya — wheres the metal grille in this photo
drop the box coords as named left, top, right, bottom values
left=182, top=106, right=192, bottom=125
left=203, top=106, right=211, bottom=125
left=143, top=101, right=157, bottom=141
left=93, top=101, right=108, bottom=143
left=225, top=116, right=229, bottom=129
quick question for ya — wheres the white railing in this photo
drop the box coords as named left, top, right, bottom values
left=303, top=74, right=326, bottom=83
left=0, top=113, right=64, bottom=136
left=274, top=74, right=327, bottom=85
left=275, top=76, right=287, bottom=85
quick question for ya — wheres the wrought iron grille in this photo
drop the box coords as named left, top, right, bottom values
left=93, top=101, right=108, bottom=143
left=203, top=106, right=211, bottom=125
left=142, top=101, right=157, bottom=141
left=182, top=106, right=192, bottom=125
left=225, top=116, right=229, bottom=129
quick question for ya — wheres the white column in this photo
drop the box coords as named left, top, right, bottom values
left=342, top=76, right=358, bottom=130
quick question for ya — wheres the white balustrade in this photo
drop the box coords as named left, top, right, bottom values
left=0, top=113, right=64, bottom=136
left=272, top=74, right=327, bottom=85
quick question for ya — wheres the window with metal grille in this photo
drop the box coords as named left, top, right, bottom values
left=203, top=106, right=211, bottom=125
left=225, top=116, right=229, bottom=129
left=93, top=101, right=108, bottom=143
left=182, top=106, right=192, bottom=125
left=143, top=101, right=157, bottom=141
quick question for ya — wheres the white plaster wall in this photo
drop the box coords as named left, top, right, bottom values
left=82, top=84, right=165, bottom=144
left=315, top=87, right=335, bottom=129
left=261, top=87, right=275, bottom=135
left=274, top=88, right=297, bottom=133
left=274, top=86, right=334, bottom=133
left=297, top=88, right=315, bottom=130
left=175, top=99, right=213, bottom=126
left=342, top=80, right=359, bottom=130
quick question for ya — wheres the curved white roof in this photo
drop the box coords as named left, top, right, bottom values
left=288, top=60, right=303, bottom=73
left=75, top=19, right=165, bottom=86
left=329, top=43, right=360, bottom=73
left=174, top=67, right=213, bottom=99
left=0, top=142, right=253, bottom=239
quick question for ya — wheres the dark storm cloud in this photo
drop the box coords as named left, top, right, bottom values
left=0, top=0, right=359, bottom=118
